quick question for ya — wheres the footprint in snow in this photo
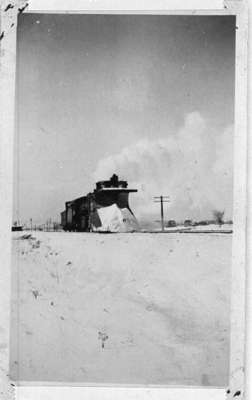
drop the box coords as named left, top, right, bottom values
left=98, top=331, right=109, bottom=349
left=31, top=290, right=40, bottom=299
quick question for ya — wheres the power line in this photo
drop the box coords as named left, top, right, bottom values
left=153, top=195, right=170, bottom=232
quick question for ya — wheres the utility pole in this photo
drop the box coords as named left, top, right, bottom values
left=153, top=196, right=170, bottom=232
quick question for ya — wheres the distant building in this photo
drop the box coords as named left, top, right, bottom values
left=12, top=221, right=23, bottom=231
left=167, top=220, right=177, bottom=228
left=184, top=219, right=193, bottom=227
left=61, top=174, right=138, bottom=232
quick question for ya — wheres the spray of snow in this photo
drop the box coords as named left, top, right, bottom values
left=93, top=204, right=139, bottom=232
left=93, top=112, right=233, bottom=223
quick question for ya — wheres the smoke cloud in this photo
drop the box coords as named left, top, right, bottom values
left=93, top=112, right=233, bottom=224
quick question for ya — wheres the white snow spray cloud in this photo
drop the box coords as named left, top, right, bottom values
left=93, top=112, right=233, bottom=224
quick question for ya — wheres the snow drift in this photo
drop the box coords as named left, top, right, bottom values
left=92, top=204, right=139, bottom=232
left=10, top=231, right=231, bottom=385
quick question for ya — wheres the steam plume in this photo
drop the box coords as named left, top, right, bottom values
left=93, top=112, right=233, bottom=224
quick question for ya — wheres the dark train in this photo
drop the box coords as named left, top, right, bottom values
left=61, top=174, right=138, bottom=232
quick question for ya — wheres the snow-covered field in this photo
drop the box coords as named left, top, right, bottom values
left=157, top=223, right=233, bottom=233
left=10, top=231, right=231, bottom=386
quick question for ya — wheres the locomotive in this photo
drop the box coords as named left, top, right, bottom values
left=60, top=174, right=138, bottom=232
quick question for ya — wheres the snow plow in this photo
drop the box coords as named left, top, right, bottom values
left=61, top=174, right=139, bottom=232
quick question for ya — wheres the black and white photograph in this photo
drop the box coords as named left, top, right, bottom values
left=1, top=4, right=246, bottom=395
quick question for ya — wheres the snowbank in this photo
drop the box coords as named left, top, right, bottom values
left=10, top=231, right=231, bottom=386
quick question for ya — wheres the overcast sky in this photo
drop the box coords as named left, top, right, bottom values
left=14, top=14, right=235, bottom=225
